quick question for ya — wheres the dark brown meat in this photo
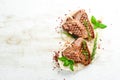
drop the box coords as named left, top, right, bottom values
left=62, top=38, right=91, bottom=65
left=62, top=18, right=88, bottom=38
left=72, top=9, right=95, bottom=39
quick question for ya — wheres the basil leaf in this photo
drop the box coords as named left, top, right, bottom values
left=91, top=16, right=107, bottom=29
left=68, top=60, right=74, bottom=65
left=98, top=23, right=107, bottom=29
left=91, top=16, right=97, bottom=24
left=58, top=56, right=75, bottom=71
left=63, top=60, right=70, bottom=66
left=70, top=64, right=74, bottom=71
left=58, top=56, right=67, bottom=61
left=94, top=25, right=97, bottom=29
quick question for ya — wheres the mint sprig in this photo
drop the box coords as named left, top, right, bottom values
left=58, top=56, right=74, bottom=71
left=91, top=16, right=107, bottom=29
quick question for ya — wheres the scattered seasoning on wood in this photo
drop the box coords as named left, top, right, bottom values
left=59, top=42, right=61, bottom=44
left=55, top=26, right=61, bottom=33
left=99, top=39, right=102, bottom=41
left=52, top=51, right=60, bottom=71
left=53, top=51, right=60, bottom=62
left=64, top=14, right=67, bottom=16
left=58, top=17, right=60, bottom=19
left=63, top=78, right=66, bottom=80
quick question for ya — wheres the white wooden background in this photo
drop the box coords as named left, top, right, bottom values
left=0, top=0, right=120, bottom=80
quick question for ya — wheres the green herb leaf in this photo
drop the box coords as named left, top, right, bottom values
left=58, top=56, right=74, bottom=71
left=58, top=56, right=67, bottom=61
left=62, top=30, right=77, bottom=39
left=62, top=31, right=73, bottom=38
left=91, top=16, right=107, bottom=29
left=63, top=60, right=70, bottom=66
left=68, top=60, right=74, bottom=65
left=98, top=23, right=107, bottom=29
left=91, top=16, right=97, bottom=24
left=70, top=64, right=74, bottom=71
left=91, top=33, right=98, bottom=60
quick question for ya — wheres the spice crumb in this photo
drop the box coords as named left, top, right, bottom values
left=64, top=78, right=66, bottom=80
left=99, top=39, right=102, bottom=41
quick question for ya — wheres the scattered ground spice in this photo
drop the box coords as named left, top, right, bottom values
left=63, top=78, right=66, bottom=80
left=99, top=39, right=102, bottom=41
left=53, top=51, right=60, bottom=62
left=58, top=17, right=60, bottom=19
left=64, top=14, right=67, bottom=16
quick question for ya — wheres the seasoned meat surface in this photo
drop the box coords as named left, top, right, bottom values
left=62, top=9, right=94, bottom=40
left=62, top=19, right=88, bottom=38
left=72, top=9, right=95, bottom=39
left=62, top=38, right=91, bottom=65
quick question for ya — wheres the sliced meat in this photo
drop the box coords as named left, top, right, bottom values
left=62, top=38, right=91, bottom=65
left=62, top=18, right=88, bottom=38
left=72, top=9, right=95, bottom=39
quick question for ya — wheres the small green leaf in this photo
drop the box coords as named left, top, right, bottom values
left=58, top=56, right=75, bottom=71
left=70, top=64, right=74, bottom=71
left=68, top=60, right=74, bottom=65
left=58, top=56, right=67, bottom=61
left=91, top=16, right=107, bottom=29
left=98, top=23, right=107, bottom=29
left=63, top=60, right=70, bottom=66
left=91, top=16, right=97, bottom=24
left=93, top=25, right=97, bottom=29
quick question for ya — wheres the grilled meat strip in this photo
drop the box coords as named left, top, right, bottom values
left=62, top=38, right=91, bottom=65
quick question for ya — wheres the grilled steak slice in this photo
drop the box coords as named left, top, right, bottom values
left=62, top=18, right=88, bottom=38
left=62, top=38, right=91, bottom=65
left=72, top=9, right=95, bottom=39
